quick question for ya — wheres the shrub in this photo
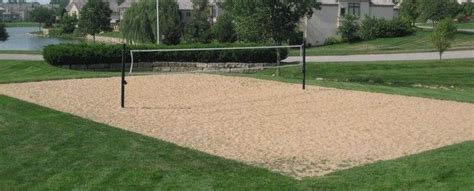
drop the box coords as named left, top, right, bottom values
left=0, top=24, right=8, bottom=41
left=325, top=35, right=343, bottom=45
left=48, top=28, right=63, bottom=37
left=288, top=30, right=304, bottom=45
left=338, top=14, right=360, bottom=43
left=43, top=43, right=289, bottom=66
left=360, top=16, right=413, bottom=40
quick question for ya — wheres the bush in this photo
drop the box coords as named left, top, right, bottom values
left=360, top=16, right=413, bottom=40
left=43, top=43, right=289, bottom=66
left=0, top=24, right=8, bottom=41
left=325, top=35, right=343, bottom=45
left=288, top=30, right=304, bottom=45
left=338, top=14, right=360, bottom=43
left=48, top=28, right=63, bottom=37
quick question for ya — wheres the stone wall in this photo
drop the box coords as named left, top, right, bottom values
left=58, top=62, right=272, bottom=73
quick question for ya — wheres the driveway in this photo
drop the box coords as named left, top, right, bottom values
left=283, top=49, right=474, bottom=63
left=0, top=54, right=43, bottom=61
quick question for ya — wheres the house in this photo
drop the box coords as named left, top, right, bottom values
left=0, top=1, right=40, bottom=21
left=65, top=0, right=85, bottom=17
left=66, top=0, right=120, bottom=29
left=303, top=0, right=396, bottom=46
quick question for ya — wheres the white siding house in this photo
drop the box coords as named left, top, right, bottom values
left=304, top=0, right=396, bottom=46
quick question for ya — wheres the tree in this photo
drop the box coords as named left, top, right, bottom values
left=29, top=7, right=55, bottom=31
left=462, top=2, right=474, bottom=17
left=211, top=13, right=236, bottom=43
left=184, top=0, right=212, bottom=43
left=338, top=14, right=360, bottom=43
left=400, top=0, right=419, bottom=26
left=78, top=0, right=112, bottom=43
left=120, top=0, right=183, bottom=44
left=223, top=0, right=321, bottom=44
left=418, top=0, right=460, bottom=26
left=59, top=14, right=78, bottom=34
left=0, top=24, right=8, bottom=41
left=431, top=19, right=457, bottom=60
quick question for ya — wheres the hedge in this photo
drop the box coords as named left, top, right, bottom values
left=360, top=16, right=413, bottom=40
left=43, top=43, right=289, bottom=66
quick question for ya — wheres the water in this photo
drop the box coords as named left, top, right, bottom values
left=0, top=27, right=79, bottom=51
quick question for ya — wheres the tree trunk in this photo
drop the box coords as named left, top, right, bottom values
left=276, top=49, right=280, bottom=76
left=38, top=22, right=41, bottom=32
left=93, top=34, right=96, bottom=43
left=439, top=52, right=442, bottom=60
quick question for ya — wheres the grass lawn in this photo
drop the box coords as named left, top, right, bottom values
left=0, top=50, right=42, bottom=54
left=290, top=29, right=474, bottom=56
left=0, top=95, right=472, bottom=189
left=240, top=59, right=474, bottom=103
left=4, top=22, right=39, bottom=28
left=0, top=61, right=118, bottom=84
left=98, top=31, right=123, bottom=39
left=456, top=20, right=474, bottom=30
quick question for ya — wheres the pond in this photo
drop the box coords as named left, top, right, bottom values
left=0, top=27, right=79, bottom=51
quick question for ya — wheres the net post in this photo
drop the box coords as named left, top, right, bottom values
left=121, top=43, right=126, bottom=108
left=302, top=39, right=306, bottom=90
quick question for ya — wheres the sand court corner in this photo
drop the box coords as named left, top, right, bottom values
left=1, top=74, right=473, bottom=178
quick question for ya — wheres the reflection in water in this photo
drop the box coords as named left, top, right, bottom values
left=0, top=27, right=79, bottom=51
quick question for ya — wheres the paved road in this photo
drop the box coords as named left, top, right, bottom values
left=0, top=54, right=43, bottom=61
left=283, top=50, right=474, bottom=63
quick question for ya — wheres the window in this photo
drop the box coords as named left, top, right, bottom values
left=348, top=3, right=360, bottom=17
left=340, top=8, right=346, bottom=16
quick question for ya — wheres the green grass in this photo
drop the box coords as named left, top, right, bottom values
left=97, top=31, right=123, bottom=38
left=302, top=141, right=474, bottom=190
left=291, top=29, right=474, bottom=56
left=0, top=95, right=473, bottom=189
left=0, top=61, right=118, bottom=84
left=236, top=59, right=474, bottom=103
left=0, top=50, right=42, bottom=54
left=4, top=22, right=39, bottom=27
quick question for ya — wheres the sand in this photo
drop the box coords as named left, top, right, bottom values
left=0, top=74, right=473, bottom=178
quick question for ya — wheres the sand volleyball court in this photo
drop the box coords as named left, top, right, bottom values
left=1, top=74, right=473, bottom=178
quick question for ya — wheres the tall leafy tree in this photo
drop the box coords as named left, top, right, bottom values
left=78, top=0, right=112, bottom=43
left=29, top=7, right=55, bottom=31
left=0, top=24, right=8, bottom=41
left=418, top=0, right=460, bottom=26
left=59, top=14, right=78, bottom=34
left=431, top=19, right=457, bottom=60
left=223, top=0, right=321, bottom=44
left=400, top=0, right=419, bottom=26
left=184, top=0, right=212, bottom=43
left=120, top=0, right=183, bottom=44
left=211, top=13, right=237, bottom=43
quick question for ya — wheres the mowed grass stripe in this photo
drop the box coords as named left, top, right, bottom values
left=0, top=60, right=118, bottom=84
left=241, top=59, right=474, bottom=103
left=291, top=29, right=474, bottom=56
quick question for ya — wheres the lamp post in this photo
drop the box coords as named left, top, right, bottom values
left=156, top=0, right=160, bottom=44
